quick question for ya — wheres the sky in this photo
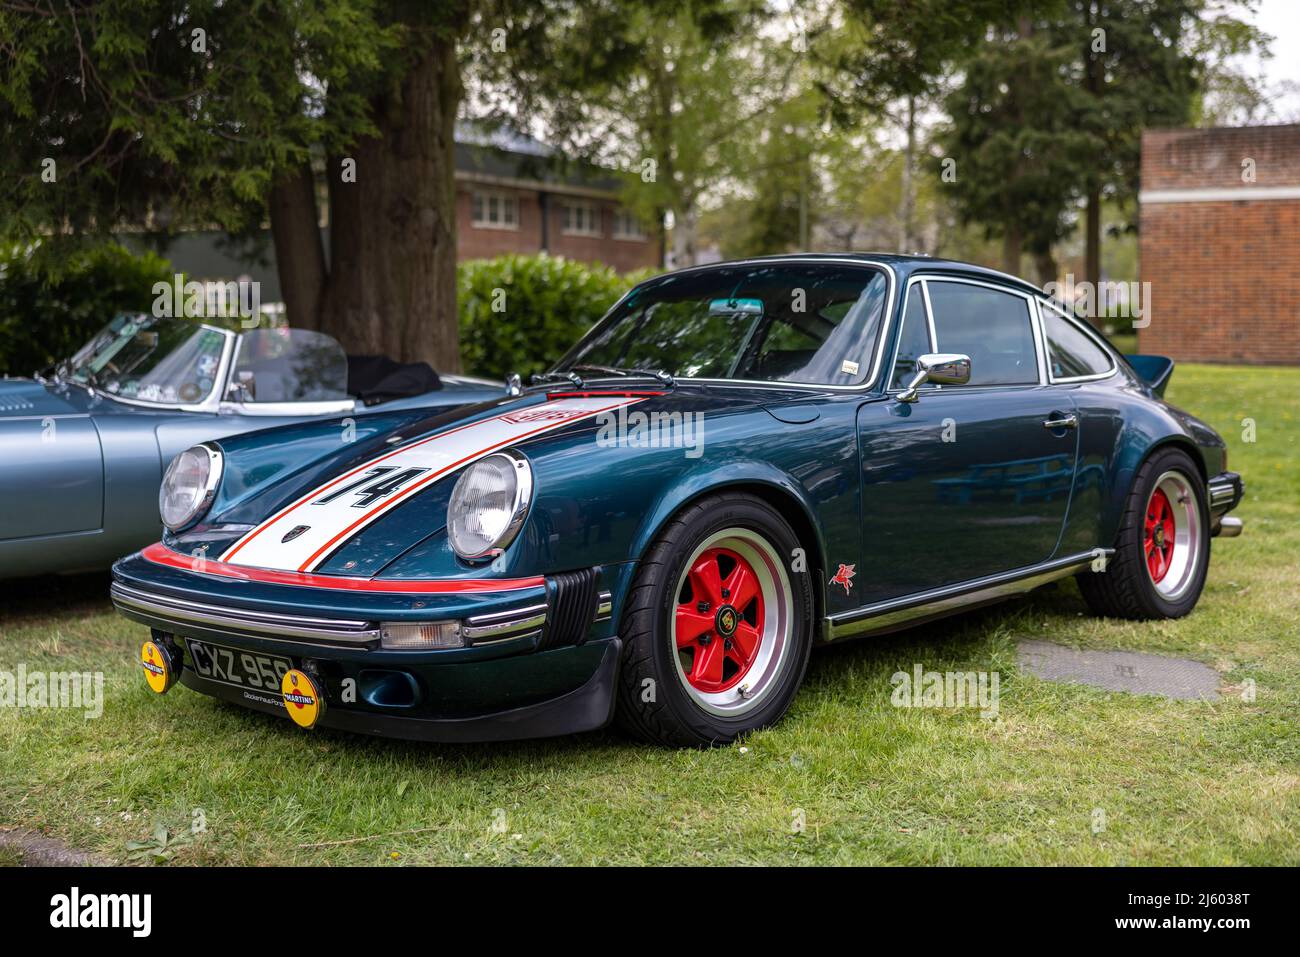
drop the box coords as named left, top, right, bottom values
left=1241, top=0, right=1300, bottom=119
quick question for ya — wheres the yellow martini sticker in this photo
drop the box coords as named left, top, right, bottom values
left=141, top=640, right=177, bottom=694
left=281, top=668, right=325, bottom=729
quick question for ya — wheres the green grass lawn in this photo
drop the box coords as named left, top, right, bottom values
left=2, top=363, right=1297, bottom=866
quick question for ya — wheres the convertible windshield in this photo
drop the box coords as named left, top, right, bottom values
left=67, top=315, right=228, bottom=405
left=556, top=263, right=890, bottom=386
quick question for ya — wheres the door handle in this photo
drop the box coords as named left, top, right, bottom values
left=1042, top=413, right=1078, bottom=431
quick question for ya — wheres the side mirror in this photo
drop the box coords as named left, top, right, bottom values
left=898, top=353, right=971, bottom=403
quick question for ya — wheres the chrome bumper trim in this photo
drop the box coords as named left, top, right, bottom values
left=111, top=582, right=380, bottom=646
left=114, top=579, right=614, bottom=651
left=461, top=603, right=548, bottom=642
left=1208, top=482, right=1237, bottom=506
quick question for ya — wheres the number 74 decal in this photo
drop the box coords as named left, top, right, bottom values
left=313, top=466, right=431, bottom=509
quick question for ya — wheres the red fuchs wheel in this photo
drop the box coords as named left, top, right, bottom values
left=615, top=492, right=814, bottom=746
left=1077, top=448, right=1210, bottom=621
left=1142, top=470, right=1203, bottom=600
left=669, top=527, right=794, bottom=718
left=1145, top=488, right=1176, bottom=583
left=675, top=546, right=766, bottom=694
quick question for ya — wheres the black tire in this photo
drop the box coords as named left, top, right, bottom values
left=615, top=492, right=815, bottom=747
left=1077, top=446, right=1210, bottom=620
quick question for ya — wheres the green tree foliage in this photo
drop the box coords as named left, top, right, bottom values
left=1, top=2, right=699, bottom=373
left=704, top=87, right=824, bottom=259
left=0, top=1, right=394, bottom=253
left=823, top=0, right=1023, bottom=251
left=474, top=0, right=790, bottom=266
left=933, top=0, right=1269, bottom=286
left=0, top=0, right=462, bottom=364
left=458, top=254, right=655, bottom=381
left=940, top=17, right=1098, bottom=281
left=0, top=242, right=173, bottom=375
left=1184, top=0, right=1274, bottom=126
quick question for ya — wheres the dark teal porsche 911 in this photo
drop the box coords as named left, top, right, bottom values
left=112, top=255, right=1244, bottom=747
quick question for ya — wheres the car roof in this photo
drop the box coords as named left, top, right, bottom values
left=655, top=253, right=1044, bottom=298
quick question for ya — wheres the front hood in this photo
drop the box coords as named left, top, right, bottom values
left=169, top=384, right=774, bottom=579
left=0, top=377, right=86, bottom=417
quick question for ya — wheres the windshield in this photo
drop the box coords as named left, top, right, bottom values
left=556, top=263, right=890, bottom=386
left=67, top=315, right=228, bottom=405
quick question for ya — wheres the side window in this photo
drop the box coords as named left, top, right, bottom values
left=926, top=282, right=1038, bottom=386
left=890, top=284, right=932, bottom=389
left=230, top=329, right=349, bottom=403
left=1041, top=305, right=1113, bottom=379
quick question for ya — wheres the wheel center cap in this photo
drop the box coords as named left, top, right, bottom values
left=1154, top=526, right=1166, bottom=549
left=715, top=604, right=739, bottom=637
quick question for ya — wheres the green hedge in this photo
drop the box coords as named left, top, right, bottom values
left=459, top=253, right=656, bottom=381
left=0, top=243, right=174, bottom=376
left=0, top=246, right=653, bottom=381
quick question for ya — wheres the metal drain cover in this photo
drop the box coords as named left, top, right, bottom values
left=1017, top=639, right=1220, bottom=700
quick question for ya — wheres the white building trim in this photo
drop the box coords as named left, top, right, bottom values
left=1140, top=185, right=1300, bottom=204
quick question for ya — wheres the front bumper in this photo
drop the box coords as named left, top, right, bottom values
left=1208, top=470, right=1245, bottom=537
left=111, top=548, right=620, bottom=743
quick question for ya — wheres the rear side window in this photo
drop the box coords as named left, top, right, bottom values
left=1041, top=305, right=1114, bottom=379
left=890, top=284, right=932, bottom=389
left=926, top=281, right=1038, bottom=386
left=231, top=329, right=349, bottom=403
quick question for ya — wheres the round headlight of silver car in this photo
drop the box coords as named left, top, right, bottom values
left=447, top=451, right=533, bottom=561
left=159, top=444, right=223, bottom=531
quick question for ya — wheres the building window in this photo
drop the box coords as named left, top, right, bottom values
left=613, top=208, right=648, bottom=241
left=471, top=190, right=519, bottom=230
left=562, top=201, right=601, bottom=237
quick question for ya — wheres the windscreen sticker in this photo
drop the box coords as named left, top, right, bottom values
left=218, top=395, right=648, bottom=573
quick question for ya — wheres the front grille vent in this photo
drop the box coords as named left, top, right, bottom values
left=543, top=567, right=600, bottom=649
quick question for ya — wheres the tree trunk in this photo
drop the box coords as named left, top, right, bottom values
left=1002, top=226, right=1021, bottom=275
left=319, top=38, right=462, bottom=372
left=671, top=202, right=698, bottom=268
left=1085, top=185, right=1101, bottom=289
left=1083, top=4, right=1104, bottom=293
left=1034, top=248, right=1057, bottom=287
left=900, top=95, right=916, bottom=252
left=269, top=161, right=326, bottom=331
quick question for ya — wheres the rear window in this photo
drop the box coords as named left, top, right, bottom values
left=1041, top=304, right=1114, bottom=379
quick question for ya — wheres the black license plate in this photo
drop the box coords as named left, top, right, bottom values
left=186, top=639, right=291, bottom=693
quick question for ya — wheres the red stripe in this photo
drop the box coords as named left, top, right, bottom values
left=546, top=391, right=666, bottom=398
left=141, top=543, right=545, bottom=593
left=295, top=397, right=637, bottom=570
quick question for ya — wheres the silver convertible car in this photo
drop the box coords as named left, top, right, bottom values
left=0, top=314, right=500, bottom=579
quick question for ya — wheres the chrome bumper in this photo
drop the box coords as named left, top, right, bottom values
left=1207, top=471, right=1244, bottom=538
left=111, top=582, right=379, bottom=647
left=111, top=581, right=613, bottom=651
left=1216, top=516, right=1243, bottom=538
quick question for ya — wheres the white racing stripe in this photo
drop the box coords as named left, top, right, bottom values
left=219, top=395, right=648, bottom=572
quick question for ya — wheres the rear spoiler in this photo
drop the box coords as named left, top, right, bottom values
left=1123, top=354, right=1175, bottom=397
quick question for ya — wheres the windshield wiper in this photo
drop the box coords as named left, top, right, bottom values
left=569, top=364, right=675, bottom=386
left=530, top=370, right=585, bottom=388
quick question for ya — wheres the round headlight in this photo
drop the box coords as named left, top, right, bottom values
left=447, top=451, right=533, bottom=560
left=160, top=444, right=222, bottom=531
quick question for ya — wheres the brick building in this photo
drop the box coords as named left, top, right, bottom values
left=1139, top=124, right=1300, bottom=364
left=454, top=125, right=661, bottom=274
left=146, top=126, right=659, bottom=306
